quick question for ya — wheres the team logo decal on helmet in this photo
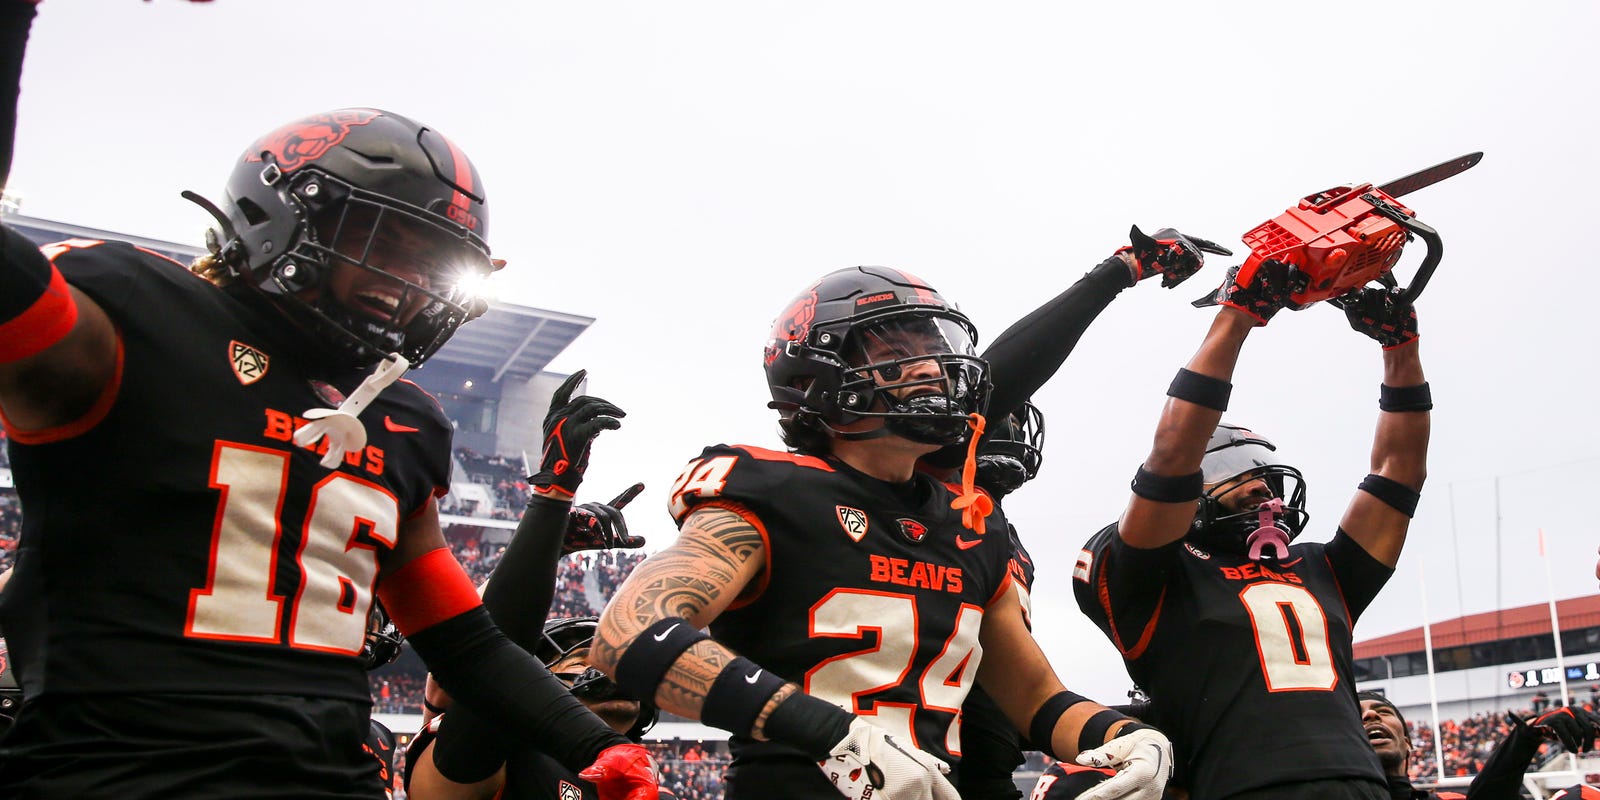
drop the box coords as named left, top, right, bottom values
left=897, top=518, right=929, bottom=544
left=765, top=266, right=991, bottom=448
left=244, top=110, right=380, bottom=172
left=229, top=340, right=269, bottom=385
left=765, top=284, right=819, bottom=366
left=837, top=506, right=869, bottom=542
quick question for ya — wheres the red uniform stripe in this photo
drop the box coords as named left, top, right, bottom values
left=0, top=265, right=78, bottom=363
left=439, top=132, right=476, bottom=217
left=377, top=547, right=484, bottom=635
left=888, top=267, right=939, bottom=305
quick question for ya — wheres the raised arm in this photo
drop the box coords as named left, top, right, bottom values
left=1331, top=289, right=1429, bottom=567
left=1117, top=261, right=1294, bottom=549
left=0, top=4, right=119, bottom=433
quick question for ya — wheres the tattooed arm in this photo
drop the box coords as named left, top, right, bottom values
left=591, top=504, right=797, bottom=735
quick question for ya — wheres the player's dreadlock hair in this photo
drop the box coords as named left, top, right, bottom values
left=190, top=252, right=237, bottom=287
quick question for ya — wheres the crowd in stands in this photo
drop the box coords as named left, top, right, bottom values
left=1405, top=696, right=1600, bottom=782
left=449, top=448, right=531, bottom=520
left=0, top=491, right=19, bottom=574
left=647, top=742, right=733, bottom=800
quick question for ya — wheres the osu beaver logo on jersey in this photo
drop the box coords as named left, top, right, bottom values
left=1183, top=542, right=1211, bottom=560
left=309, top=379, right=347, bottom=407
left=837, top=505, right=869, bottom=542
left=764, top=285, right=819, bottom=365
left=229, top=340, right=269, bottom=385
left=897, top=518, right=929, bottom=544
left=245, top=109, right=380, bottom=171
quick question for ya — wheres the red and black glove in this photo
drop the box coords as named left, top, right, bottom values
left=1533, top=707, right=1600, bottom=753
left=1193, top=259, right=1297, bottom=325
left=529, top=369, right=624, bottom=501
left=1120, top=225, right=1233, bottom=288
left=563, top=483, right=647, bottom=554
left=578, top=742, right=659, bottom=800
left=1331, top=287, right=1419, bottom=349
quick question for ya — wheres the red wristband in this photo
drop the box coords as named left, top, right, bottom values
left=377, top=548, right=482, bottom=634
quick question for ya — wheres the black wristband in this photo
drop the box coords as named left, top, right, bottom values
left=1358, top=473, right=1421, bottom=518
left=701, top=656, right=787, bottom=736
left=1077, top=709, right=1131, bottom=754
left=1112, top=721, right=1159, bottom=739
left=613, top=618, right=709, bottom=705
left=1167, top=368, right=1232, bottom=412
left=1379, top=382, right=1432, bottom=412
left=1029, top=690, right=1093, bottom=759
left=763, top=690, right=855, bottom=760
left=1131, top=466, right=1204, bottom=504
left=422, top=698, right=446, bottom=715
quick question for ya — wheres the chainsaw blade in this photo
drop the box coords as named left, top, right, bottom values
left=1377, top=152, right=1482, bottom=198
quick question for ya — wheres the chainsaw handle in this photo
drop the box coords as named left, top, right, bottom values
left=1397, top=215, right=1441, bottom=304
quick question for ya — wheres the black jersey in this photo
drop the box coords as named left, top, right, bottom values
left=1072, top=527, right=1393, bottom=799
left=366, top=719, right=399, bottom=799
left=667, top=444, right=1013, bottom=793
left=957, top=523, right=1037, bottom=800
left=1028, top=762, right=1114, bottom=799
left=0, top=239, right=452, bottom=703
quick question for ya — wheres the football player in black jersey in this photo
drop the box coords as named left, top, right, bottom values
left=592, top=267, right=1175, bottom=800
left=1073, top=261, right=1431, bottom=799
left=407, top=617, right=677, bottom=800
left=0, top=7, right=654, bottom=798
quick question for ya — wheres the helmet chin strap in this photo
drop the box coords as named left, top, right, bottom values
left=1244, top=497, right=1292, bottom=561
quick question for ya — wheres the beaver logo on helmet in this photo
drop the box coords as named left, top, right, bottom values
left=765, top=285, right=818, bottom=366
left=244, top=109, right=380, bottom=171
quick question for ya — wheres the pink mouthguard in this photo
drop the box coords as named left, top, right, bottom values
left=1245, top=498, right=1290, bottom=561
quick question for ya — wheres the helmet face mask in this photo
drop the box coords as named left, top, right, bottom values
left=537, top=617, right=657, bottom=739
left=199, top=108, right=496, bottom=368
left=975, top=401, right=1045, bottom=497
left=766, top=267, right=991, bottom=449
left=360, top=603, right=405, bottom=671
left=1191, top=425, right=1310, bottom=557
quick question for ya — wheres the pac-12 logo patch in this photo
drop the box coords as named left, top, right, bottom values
left=557, top=780, right=582, bottom=800
left=896, top=518, right=929, bottom=544
left=229, top=340, right=269, bottom=385
left=837, top=506, right=869, bottom=542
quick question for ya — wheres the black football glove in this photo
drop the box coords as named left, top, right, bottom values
left=562, top=484, right=647, bottom=554
left=1120, top=225, right=1233, bottom=288
left=528, top=369, right=624, bottom=501
left=1329, top=287, right=1419, bottom=349
left=1193, top=259, right=1299, bottom=325
left=1533, top=706, right=1600, bottom=753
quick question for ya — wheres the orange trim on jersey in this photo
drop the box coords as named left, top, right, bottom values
left=697, top=499, right=772, bottom=611
left=986, top=568, right=1017, bottom=609
left=0, top=265, right=78, bottom=363
left=1, top=332, right=125, bottom=444
left=732, top=444, right=835, bottom=471
left=1095, top=552, right=1165, bottom=661
left=1322, top=552, right=1355, bottom=624
left=377, top=547, right=483, bottom=635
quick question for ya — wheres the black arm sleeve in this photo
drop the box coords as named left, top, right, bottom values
left=926, top=257, right=1133, bottom=469
left=0, top=2, right=36, bottom=193
left=407, top=605, right=629, bottom=776
left=982, top=256, right=1133, bottom=420
left=1323, top=529, right=1396, bottom=623
left=1463, top=717, right=1543, bottom=800
left=429, top=494, right=575, bottom=782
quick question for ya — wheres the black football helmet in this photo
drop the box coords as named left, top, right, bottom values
left=764, top=266, right=991, bottom=447
left=187, top=108, right=497, bottom=367
left=975, top=400, right=1044, bottom=498
left=360, top=602, right=405, bottom=671
left=537, top=616, right=657, bottom=740
left=1190, top=423, right=1309, bottom=559
left=0, top=633, right=18, bottom=739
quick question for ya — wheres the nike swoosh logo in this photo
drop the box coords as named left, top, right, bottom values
left=956, top=537, right=982, bottom=550
left=745, top=670, right=763, bottom=684
left=384, top=416, right=419, bottom=433
left=653, top=623, right=681, bottom=642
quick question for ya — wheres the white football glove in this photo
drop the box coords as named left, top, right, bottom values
left=818, top=717, right=960, bottom=800
left=1073, top=726, right=1174, bottom=800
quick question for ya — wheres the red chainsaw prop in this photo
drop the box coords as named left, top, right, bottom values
left=1197, top=152, right=1481, bottom=311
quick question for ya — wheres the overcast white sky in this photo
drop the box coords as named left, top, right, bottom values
left=10, top=0, right=1600, bottom=702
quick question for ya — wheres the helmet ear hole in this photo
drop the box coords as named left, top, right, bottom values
left=235, top=197, right=270, bottom=227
